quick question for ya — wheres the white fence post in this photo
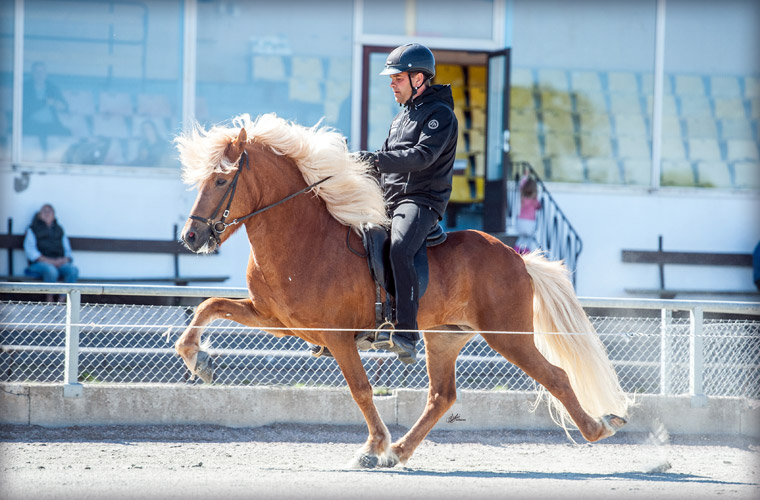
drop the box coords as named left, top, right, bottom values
left=659, top=308, right=672, bottom=395
left=63, top=289, right=83, bottom=398
left=689, top=306, right=707, bottom=407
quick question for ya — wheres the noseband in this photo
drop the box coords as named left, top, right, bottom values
left=189, top=151, right=332, bottom=244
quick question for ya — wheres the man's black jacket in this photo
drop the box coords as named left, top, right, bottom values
left=375, top=84, right=458, bottom=218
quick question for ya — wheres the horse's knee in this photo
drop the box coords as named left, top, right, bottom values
left=427, top=387, right=456, bottom=413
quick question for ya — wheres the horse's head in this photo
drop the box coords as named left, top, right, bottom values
left=182, top=127, right=249, bottom=253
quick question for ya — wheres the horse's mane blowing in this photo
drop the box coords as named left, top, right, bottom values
left=175, top=113, right=389, bottom=230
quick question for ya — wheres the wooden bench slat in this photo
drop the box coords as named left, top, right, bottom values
left=622, top=250, right=752, bottom=267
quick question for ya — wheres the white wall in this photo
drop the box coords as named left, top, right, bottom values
left=550, top=183, right=760, bottom=298
left=0, top=167, right=252, bottom=288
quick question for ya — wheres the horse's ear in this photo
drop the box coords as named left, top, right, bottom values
left=226, top=128, right=248, bottom=161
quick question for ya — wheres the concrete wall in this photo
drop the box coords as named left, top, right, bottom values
left=2, top=383, right=758, bottom=438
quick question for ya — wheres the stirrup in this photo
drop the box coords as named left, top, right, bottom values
left=310, top=345, right=333, bottom=358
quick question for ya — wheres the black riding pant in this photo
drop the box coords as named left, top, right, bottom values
left=389, top=202, right=437, bottom=342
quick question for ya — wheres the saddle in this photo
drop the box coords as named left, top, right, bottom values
left=310, top=221, right=447, bottom=358
left=360, top=221, right=447, bottom=334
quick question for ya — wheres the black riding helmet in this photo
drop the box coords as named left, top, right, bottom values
left=380, top=43, right=436, bottom=105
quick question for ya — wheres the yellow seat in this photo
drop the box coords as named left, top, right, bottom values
left=510, top=131, right=541, bottom=158
left=537, top=68, right=568, bottom=90
left=543, top=110, right=574, bottom=133
left=470, top=107, right=486, bottom=129
left=510, top=109, right=538, bottom=132
left=468, top=129, right=485, bottom=154
left=468, top=66, right=487, bottom=87
left=549, top=156, right=584, bottom=182
left=436, top=64, right=465, bottom=86
left=578, top=113, right=611, bottom=135
left=511, top=87, right=534, bottom=110
left=544, top=132, right=577, bottom=157
left=540, top=90, right=572, bottom=112
left=469, top=86, right=486, bottom=108
left=450, top=175, right=484, bottom=203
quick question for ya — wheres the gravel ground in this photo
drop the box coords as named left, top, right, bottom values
left=0, top=423, right=758, bottom=500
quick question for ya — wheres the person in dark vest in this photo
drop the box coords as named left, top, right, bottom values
left=357, top=43, right=458, bottom=364
left=24, top=204, right=78, bottom=300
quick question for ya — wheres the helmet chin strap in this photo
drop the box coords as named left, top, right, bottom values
left=404, top=73, right=422, bottom=107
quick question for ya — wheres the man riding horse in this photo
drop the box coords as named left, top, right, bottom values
left=312, top=43, right=459, bottom=364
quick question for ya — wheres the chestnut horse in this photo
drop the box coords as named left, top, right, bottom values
left=174, top=113, right=631, bottom=468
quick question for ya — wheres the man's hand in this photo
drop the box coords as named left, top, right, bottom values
left=353, top=151, right=378, bottom=174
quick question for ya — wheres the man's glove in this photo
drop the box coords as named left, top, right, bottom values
left=353, top=151, right=379, bottom=173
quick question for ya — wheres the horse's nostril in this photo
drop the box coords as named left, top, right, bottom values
left=186, top=231, right=196, bottom=241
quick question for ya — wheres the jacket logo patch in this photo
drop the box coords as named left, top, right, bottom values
left=428, top=119, right=439, bottom=130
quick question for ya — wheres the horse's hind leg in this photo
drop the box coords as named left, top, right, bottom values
left=390, top=329, right=474, bottom=465
left=175, top=297, right=286, bottom=383
left=481, top=332, right=610, bottom=442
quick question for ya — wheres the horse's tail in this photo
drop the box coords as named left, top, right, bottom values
left=521, top=251, right=632, bottom=431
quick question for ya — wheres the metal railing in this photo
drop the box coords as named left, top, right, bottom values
left=1, top=282, right=758, bottom=404
left=507, top=161, right=583, bottom=283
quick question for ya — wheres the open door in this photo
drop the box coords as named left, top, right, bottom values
left=483, top=48, right=510, bottom=233
left=360, top=46, right=510, bottom=231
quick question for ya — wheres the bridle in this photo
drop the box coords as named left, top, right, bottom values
left=189, top=151, right=332, bottom=244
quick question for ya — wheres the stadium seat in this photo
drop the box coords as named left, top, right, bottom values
left=615, top=114, right=648, bottom=136
left=646, top=94, right=679, bottom=116
left=726, top=139, right=759, bottom=161
left=578, top=113, right=611, bottom=135
left=660, top=135, right=687, bottom=161
left=537, top=68, right=568, bottom=90
left=696, top=161, right=732, bottom=188
left=580, top=134, right=613, bottom=158
left=98, top=91, right=133, bottom=115
left=549, top=156, right=584, bottom=182
left=542, top=110, right=574, bottom=134
left=674, top=75, right=706, bottom=96
left=714, top=98, right=747, bottom=119
left=571, top=70, right=602, bottom=93
left=744, top=76, right=760, bottom=98
left=544, top=132, right=577, bottom=157
left=586, top=158, right=621, bottom=184
left=616, top=135, right=650, bottom=159
left=720, top=118, right=754, bottom=140
left=608, top=72, right=639, bottom=94
left=688, top=138, right=722, bottom=162
left=661, top=160, right=696, bottom=186
left=733, top=161, right=760, bottom=188
left=510, top=87, right=534, bottom=110
left=510, top=109, right=538, bottom=132
left=468, top=66, right=487, bottom=87
left=710, top=76, right=741, bottom=97
left=510, top=131, right=541, bottom=159
left=539, top=89, right=572, bottom=112
left=574, top=91, right=607, bottom=114
left=679, top=95, right=711, bottom=117
left=436, top=64, right=465, bottom=86
left=684, top=116, right=718, bottom=138
left=511, top=67, right=534, bottom=88
left=252, top=55, right=287, bottom=81
left=609, top=93, right=642, bottom=115
left=622, top=159, right=651, bottom=185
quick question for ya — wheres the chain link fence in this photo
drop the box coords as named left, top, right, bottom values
left=1, top=296, right=758, bottom=398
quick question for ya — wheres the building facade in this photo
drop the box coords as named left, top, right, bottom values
left=1, top=0, right=758, bottom=296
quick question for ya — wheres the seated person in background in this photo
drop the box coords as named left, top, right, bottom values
left=24, top=204, right=78, bottom=300
left=23, top=62, right=70, bottom=155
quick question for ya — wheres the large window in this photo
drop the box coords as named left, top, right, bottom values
left=660, top=0, right=760, bottom=189
left=20, top=0, right=183, bottom=167
left=195, top=0, right=354, bottom=137
left=0, top=1, right=12, bottom=163
left=510, top=0, right=657, bottom=186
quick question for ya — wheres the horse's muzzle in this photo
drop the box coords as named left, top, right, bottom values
left=182, top=220, right=217, bottom=254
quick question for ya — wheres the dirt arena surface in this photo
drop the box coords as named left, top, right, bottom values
left=1, top=423, right=758, bottom=500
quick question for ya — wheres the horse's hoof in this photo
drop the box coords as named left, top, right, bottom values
left=601, top=414, right=627, bottom=436
left=358, top=454, right=379, bottom=469
left=194, top=351, right=214, bottom=384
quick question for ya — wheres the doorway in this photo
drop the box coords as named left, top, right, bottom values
left=360, top=46, right=510, bottom=231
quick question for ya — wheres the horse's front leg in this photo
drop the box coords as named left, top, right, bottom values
left=391, top=329, right=473, bottom=465
left=324, top=334, right=396, bottom=469
left=175, top=297, right=286, bottom=383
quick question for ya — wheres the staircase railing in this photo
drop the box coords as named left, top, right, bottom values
left=507, top=161, right=583, bottom=285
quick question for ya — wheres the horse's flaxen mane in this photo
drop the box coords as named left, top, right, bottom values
left=175, top=113, right=389, bottom=230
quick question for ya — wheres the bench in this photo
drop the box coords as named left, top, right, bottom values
left=621, top=235, right=757, bottom=299
left=0, top=218, right=228, bottom=286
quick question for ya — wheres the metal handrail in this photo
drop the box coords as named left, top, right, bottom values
left=508, top=161, right=583, bottom=285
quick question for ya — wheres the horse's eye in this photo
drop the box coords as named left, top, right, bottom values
left=215, top=178, right=227, bottom=187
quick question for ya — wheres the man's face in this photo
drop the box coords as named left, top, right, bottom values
left=389, top=72, right=424, bottom=104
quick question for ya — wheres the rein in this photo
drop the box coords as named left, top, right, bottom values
left=189, top=151, right=332, bottom=243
